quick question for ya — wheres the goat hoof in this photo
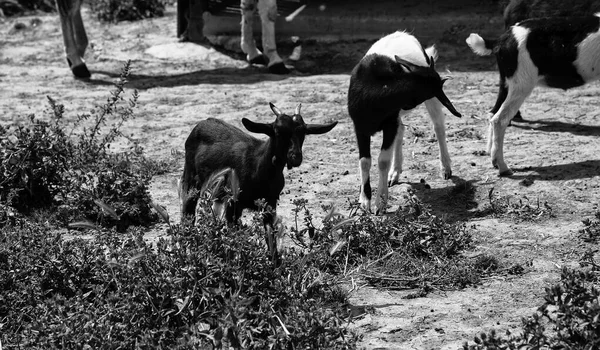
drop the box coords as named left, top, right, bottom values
left=499, top=168, right=514, bottom=177
left=249, top=54, right=269, bottom=66
left=71, top=63, right=91, bottom=79
left=443, top=171, right=453, bottom=180
left=387, top=171, right=401, bottom=187
left=67, top=58, right=91, bottom=79
left=268, top=62, right=290, bottom=75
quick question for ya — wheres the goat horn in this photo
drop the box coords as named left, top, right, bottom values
left=269, top=102, right=282, bottom=117
left=295, top=103, right=302, bottom=115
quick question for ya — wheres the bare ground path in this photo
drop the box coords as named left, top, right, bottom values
left=2, top=5, right=600, bottom=349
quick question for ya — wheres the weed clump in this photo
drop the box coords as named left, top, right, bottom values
left=579, top=211, right=600, bottom=243
left=0, top=204, right=360, bottom=349
left=483, top=188, right=554, bottom=222
left=290, top=197, right=497, bottom=293
left=0, top=61, right=159, bottom=230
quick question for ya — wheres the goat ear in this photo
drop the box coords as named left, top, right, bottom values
left=394, top=55, right=418, bottom=73
left=306, top=121, right=338, bottom=135
left=269, top=102, right=282, bottom=117
left=294, top=103, right=302, bottom=115
left=422, top=47, right=431, bottom=65
left=242, top=118, right=274, bottom=136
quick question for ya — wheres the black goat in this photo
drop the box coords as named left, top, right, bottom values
left=347, top=31, right=462, bottom=215
left=179, top=103, right=337, bottom=222
left=503, top=0, right=600, bottom=27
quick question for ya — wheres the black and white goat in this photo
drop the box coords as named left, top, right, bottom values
left=347, top=31, right=462, bottom=214
left=466, top=14, right=600, bottom=176
left=179, top=103, right=337, bottom=222
left=503, top=0, right=600, bottom=28
left=500, top=0, right=600, bottom=122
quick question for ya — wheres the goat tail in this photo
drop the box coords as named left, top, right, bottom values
left=466, top=33, right=494, bottom=56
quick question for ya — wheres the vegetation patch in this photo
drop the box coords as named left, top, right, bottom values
left=479, top=188, right=554, bottom=222
left=0, top=62, right=158, bottom=231
left=463, top=265, right=600, bottom=349
left=0, top=205, right=361, bottom=349
left=0, top=0, right=54, bottom=16
left=289, top=197, right=499, bottom=295
left=579, top=211, right=600, bottom=243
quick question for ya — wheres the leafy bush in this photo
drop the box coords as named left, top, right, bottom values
left=0, top=61, right=158, bottom=230
left=0, top=205, right=359, bottom=349
left=463, top=267, right=600, bottom=349
left=89, top=0, right=166, bottom=23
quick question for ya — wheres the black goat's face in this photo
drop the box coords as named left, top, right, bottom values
left=394, top=55, right=462, bottom=118
left=242, top=103, right=338, bottom=169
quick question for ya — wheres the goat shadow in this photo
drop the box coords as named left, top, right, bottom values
left=511, top=118, right=600, bottom=137
left=392, top=176, right=481, bottom=223
left=510, top=159, right=600, bottom=182
left=84, top=66, right=289, bottom=89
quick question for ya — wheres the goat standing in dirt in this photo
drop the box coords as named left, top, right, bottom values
left=467, top=14, right=600, bottom=176
left=180, top=103, right=337, bottom=223
left=348, top=31, right=462, bottom=214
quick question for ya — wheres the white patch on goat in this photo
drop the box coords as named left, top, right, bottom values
left=575, top=28, right=600, bottom=82
left=366, top=31, right=434, bottom=67
left=507, top=25, right=540, bottom=90
left=511, top=25, right=530, bottom=49
left=488, top=25, right=537, bottom=175
left=359, top=157, right=371, bottom=211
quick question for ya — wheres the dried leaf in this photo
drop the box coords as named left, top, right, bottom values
left=127, top=253, right=145, bottom=267
left=150, top=201, right=170, bottom=224
left=68, top=220, right=99, bottom=231
left=329, top=240, right=346, bottom=256
left=93, top=199, right=119, bottom=220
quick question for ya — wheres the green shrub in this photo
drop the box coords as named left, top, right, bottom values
left=0, top=61, right=158, bottom=231
left=0, top=205, right=359, bottom=349
left=89, top=0, right=166, bottom=23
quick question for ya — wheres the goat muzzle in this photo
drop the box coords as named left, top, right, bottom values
left=436, top=90, right=462, bottom=118
left=287, top=154, right=303, bottom=169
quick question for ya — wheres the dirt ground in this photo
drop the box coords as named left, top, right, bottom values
left=2, top=4, right=600, bottom=349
